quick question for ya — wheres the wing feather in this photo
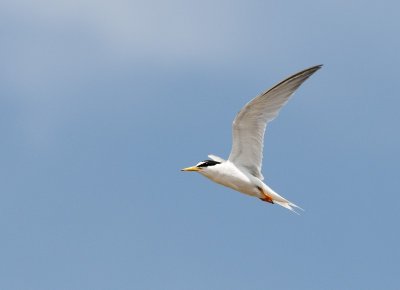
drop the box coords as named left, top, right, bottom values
left=228, top=65, right=322, bottom=179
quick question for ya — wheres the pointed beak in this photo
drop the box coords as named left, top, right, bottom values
left=181, top=166, right=200, bottom=172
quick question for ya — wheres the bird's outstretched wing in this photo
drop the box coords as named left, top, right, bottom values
left=228, top=65, right=322, bottom=180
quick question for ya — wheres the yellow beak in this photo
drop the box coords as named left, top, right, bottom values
left=181, top=166, right=200, bottom=172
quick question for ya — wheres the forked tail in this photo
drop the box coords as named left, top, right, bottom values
left=260, top=183, right=304, bottom=214
left=273, top=200, right=304, bottom=214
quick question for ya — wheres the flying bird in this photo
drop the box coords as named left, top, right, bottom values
left=182, top=65, right=322, bottom=212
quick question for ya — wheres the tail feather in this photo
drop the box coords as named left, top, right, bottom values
left=261, top=183, right=304, bottom=214
left=273, top=200, right=304, bottom=214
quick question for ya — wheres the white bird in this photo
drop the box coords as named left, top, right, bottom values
left=182, top=65, right=322, bottom=212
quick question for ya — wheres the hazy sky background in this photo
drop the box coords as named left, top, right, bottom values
left=1, top=0, right=399, bottom=289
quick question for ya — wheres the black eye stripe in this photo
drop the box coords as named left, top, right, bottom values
left=198, top=160, right=221, bottom=167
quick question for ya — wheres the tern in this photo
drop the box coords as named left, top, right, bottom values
left=182, top=65, right=322, bottom=212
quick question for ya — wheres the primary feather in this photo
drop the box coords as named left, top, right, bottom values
left=228, top=65, right=322, bottom=180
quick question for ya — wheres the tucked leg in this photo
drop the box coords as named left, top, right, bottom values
left=259, top=196, right=274, bottom=204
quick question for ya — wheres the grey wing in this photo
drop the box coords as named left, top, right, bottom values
left=228, top=65, right=322, bottom=180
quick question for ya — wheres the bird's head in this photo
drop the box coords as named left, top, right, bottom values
left=181, top=160, right=221, bottom=173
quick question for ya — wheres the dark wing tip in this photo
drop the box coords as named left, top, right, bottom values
left=298, top=64, right=323, bottom=76
left=312, top=64, right=323, bottom=70
left=261, top=64, right=322, bottom=97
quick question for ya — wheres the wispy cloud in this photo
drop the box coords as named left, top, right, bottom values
left=2, top=0, right=261, bottom=147
left=2, top=0, right=259, bottom=71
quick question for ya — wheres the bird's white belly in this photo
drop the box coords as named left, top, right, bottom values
left=201, top=163, right=263, bottom=198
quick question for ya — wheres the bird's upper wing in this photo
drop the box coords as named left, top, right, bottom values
left=228, top=65, right=322, bottom=180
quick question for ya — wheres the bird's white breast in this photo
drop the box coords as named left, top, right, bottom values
left=200, top=161, right=263, bottom=198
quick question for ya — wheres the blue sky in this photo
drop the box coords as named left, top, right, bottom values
left=1, top=0, right=400, bottom=289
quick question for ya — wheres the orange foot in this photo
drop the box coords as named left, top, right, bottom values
left=259, top=196, right=274, bottom=204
